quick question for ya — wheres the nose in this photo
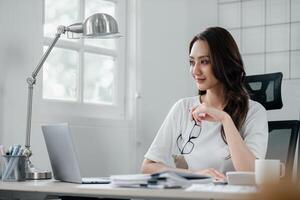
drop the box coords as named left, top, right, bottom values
left=191, top=62, right=202, bottom=76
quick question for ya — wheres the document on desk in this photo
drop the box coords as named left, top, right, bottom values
left=110, top=174, right=151, bottom=188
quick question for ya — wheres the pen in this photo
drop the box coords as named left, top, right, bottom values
left=11, top=145, right=21, bottom=156
left=7, top=146, right=13, bottom=155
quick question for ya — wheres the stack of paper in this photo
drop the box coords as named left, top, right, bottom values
left=110, top=171, right=212, bottom=189
left=110, top=174, right=151, bottom=188
left=148, top=171, right=212, bottom=188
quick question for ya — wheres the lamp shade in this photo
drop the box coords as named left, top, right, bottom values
left=83, top=13, right=120, bottom=38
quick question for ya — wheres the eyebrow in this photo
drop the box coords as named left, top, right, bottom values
left=189, top=55, right=210, bottom=59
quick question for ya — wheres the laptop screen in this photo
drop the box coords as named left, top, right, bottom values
left=42, top=123, right=82, bottom=183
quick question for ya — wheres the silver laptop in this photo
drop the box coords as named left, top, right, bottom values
left=42, top=123, right=110, bottom=184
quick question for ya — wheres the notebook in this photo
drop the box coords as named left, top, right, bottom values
left=42, top=123, right=110, bottom=184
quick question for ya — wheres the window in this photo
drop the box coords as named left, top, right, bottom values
left=42, top=0, right=126, bottom=119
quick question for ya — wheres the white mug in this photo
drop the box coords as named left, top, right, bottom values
left=255, top=159, right=285, bottom=185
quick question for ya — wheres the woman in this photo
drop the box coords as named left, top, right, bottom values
left=141, top=27, right=268, bottom=180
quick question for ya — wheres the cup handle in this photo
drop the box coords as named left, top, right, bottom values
left=280, top=162, right=285, bottom=178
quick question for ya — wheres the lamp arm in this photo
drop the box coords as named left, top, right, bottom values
left=24, top=26, right=66, bottom=152
left=32, top=26, right=66, bottom=79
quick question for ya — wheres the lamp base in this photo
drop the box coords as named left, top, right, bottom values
left=25, top=158, right=52, bottom=180
left=26, top=170, right=52, bottom=180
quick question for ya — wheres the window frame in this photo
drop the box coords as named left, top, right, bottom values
left=38, top=0, right=127, bottom=120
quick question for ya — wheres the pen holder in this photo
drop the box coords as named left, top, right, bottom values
left=1, top=155, right=26, bottom=181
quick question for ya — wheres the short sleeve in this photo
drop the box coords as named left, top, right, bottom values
left=144, top=100, right=182, bottom=167
left=242, top=101, right=268, bottom=159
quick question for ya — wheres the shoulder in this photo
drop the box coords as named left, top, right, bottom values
left=242, top=100, right=269, bottom=159
left=243, top=99, right=268, bottom=129
left=175, top=96, right=200, bottom=107
left=247, top=100, right=267, bottom=117
left=172, top=96, right=200, bottom=112
left=167, top=96, right=199, bottom=117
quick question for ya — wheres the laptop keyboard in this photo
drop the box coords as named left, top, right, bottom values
left=82, top=177, right=111, bottom=184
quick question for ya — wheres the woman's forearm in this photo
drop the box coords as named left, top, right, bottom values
left=141, top=159, right=226, bottom=179
left=141, top=159, right=193, bottom=174
left=222, top=114, right=256, bottom=171
left=141, top=160, right=169, bottom=174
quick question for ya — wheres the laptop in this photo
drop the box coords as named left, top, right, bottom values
left=42, top=123, right=110, bottom=184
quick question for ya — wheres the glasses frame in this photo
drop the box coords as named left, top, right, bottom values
left=176, top=120, right=202, bottom=155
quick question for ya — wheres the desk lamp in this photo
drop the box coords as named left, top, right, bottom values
left=24, top=13, right=121, bottom=179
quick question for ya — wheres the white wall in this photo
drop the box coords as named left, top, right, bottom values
left=0, top=0, right=43, bottom=148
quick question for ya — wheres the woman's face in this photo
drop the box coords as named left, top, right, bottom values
left=189, top=40, right=220, bottom=91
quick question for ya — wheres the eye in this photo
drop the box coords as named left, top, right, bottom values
left=200, top=59, right=210, bottom=65
left=189, top=60, right=195, bottom=66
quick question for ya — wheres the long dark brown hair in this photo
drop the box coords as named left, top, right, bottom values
left=189, top=27, right=249, bottom=144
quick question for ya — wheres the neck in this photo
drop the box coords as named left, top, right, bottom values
left=202, top=85, right=225, bottom=109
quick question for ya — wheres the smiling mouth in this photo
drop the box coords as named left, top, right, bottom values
left=196, top=78, right=206, bottom=83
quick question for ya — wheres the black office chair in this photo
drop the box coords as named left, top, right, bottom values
left=245, top=72, right=283, bottom=110
left=245, top=72, right=300, bottom=181
left=267, top=120, right=300, bottom=180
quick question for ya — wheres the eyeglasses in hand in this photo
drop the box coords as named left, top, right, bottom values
left=176, top=120, right=202, bottom=154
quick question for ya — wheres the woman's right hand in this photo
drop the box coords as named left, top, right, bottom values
left=193, top=168, right=226, bottom=180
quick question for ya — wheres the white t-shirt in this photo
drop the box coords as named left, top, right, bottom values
left=144, top=96, right=268, bottom=173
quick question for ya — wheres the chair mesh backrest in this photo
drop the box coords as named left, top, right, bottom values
left=266, top=120, right=300, bottom=180
left=245, top=73, right=300, bottom=180
left=244, top=72, right=283, bottom=110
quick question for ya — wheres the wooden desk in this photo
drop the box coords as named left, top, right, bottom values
left=0, top=180, right=254, bottom=200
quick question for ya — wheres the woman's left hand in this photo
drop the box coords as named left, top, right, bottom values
left=191, top=103, right=228, bottom=123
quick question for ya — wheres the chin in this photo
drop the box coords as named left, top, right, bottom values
left=196, top=84, right=208, bottom=91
